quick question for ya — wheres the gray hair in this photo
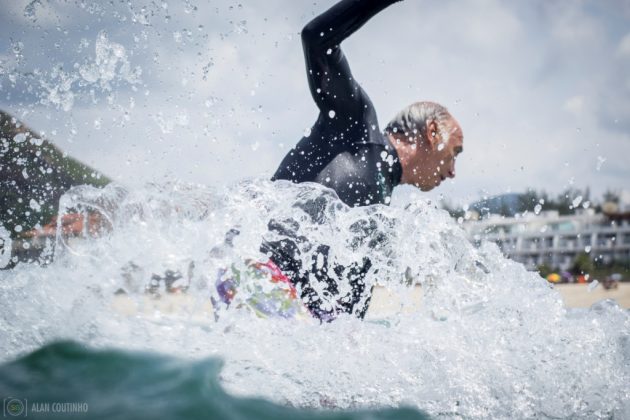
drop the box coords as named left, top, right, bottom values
left=384, top=101, right=451, bottom=139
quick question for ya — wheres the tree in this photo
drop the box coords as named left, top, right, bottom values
left=537, top=263, right=554, bottom=278
left=571, top=252, right=594, bottom=276
left=603, top=189, right=620, bottom=204
left=517, top=189, right=540, bottom=214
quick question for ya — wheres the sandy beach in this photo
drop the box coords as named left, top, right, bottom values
left=365, top=283, right=630, bottom=318
left=111, top=283, right=630, bottom=320
left=553, top=283, right=630, bottom=308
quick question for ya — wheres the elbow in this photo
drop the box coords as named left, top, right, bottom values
left=301, top=22, right=324, bottom=50
left=301, top=22, right=317, bottom=44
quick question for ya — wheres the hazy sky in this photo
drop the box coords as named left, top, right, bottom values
left=1, top=0, right=629, bottom=207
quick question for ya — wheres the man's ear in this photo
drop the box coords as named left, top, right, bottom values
left=426, top=120, right=440, bottom=149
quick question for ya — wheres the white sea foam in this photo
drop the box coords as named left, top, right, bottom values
left=0, top=226, right=12, bottom=269
left=0, top=180, right=628, bottom=419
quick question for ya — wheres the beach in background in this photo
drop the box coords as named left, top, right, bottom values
left=367, top=284, right=630, bottom=318
left=110, top=283, right=630, bottom=320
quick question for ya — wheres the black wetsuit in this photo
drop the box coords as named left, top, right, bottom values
left=264, top=0, right=403, bottom=321
left=272, top=0, right=403, bottom=207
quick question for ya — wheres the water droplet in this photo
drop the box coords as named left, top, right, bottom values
left=585, top=245, right=591, bottom=253
left=316, top=252, right=324, bottom=270
left=202, top=60, right=215, bottom=80
left=596, top=156, right=606, bottom=171
left=587, top=280, right=599, bottom=292
left=29, top=199, right=41, bottom=212
left=328, top=110, right=336, bottom=118
left=13, top=133, right=27, bottom=143
left=23, top=0, right=40, bottom=22
left=534, top=204, right=542, bottom=215
left=304, top=127, right=311, bottom=137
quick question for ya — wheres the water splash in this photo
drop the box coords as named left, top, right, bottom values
left=0, top=225, right=12, bottom=268
left=36, top=31, right=141, bottom=111
left=78, top=31, right=142, bottom=91
left=0, top=180, right=628, bottom=419
left=23, top=0, right=42, bottom=23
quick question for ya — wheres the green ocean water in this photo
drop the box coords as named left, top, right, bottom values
left=0, top=342, right=430, bottom=420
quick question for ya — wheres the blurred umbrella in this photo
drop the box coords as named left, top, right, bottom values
left=546, top=273, right=561, bottom=283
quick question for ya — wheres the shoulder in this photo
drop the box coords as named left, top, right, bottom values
left=329, top=87, right=378, bottom=130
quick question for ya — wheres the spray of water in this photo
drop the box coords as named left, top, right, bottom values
left=0, top=180, right=628, bottom=419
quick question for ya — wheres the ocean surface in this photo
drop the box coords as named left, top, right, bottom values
left=1, top=181, right=629, bottom=419
left=0, top=341, right=427, bottom=419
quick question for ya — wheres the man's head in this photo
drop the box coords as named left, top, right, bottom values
left=385, top=101, right=463, bottom=191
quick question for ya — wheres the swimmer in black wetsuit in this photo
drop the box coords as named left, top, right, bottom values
left=264, top=0, right=465, bottom=321
left=272, top=0, right=403, bottom=207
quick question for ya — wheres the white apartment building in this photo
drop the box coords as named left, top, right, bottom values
left=463, top=209, right=630, bottom=271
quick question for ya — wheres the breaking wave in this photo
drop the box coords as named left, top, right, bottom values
left=0, top=180, right=628, bottom=419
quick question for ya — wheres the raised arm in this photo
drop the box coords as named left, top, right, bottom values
left=301, top=0, right=401, bottom=118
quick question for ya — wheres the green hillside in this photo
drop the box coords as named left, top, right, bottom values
left=0, top=110, right=111, bottom=240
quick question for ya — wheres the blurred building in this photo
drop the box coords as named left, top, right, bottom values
left=463, top=206, right=630, bottom=271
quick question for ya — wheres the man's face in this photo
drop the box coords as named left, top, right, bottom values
left=415, top=117, right=464, bottom=191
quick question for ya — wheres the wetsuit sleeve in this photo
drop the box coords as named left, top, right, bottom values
left=301, top=0, right=401, bottom=117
